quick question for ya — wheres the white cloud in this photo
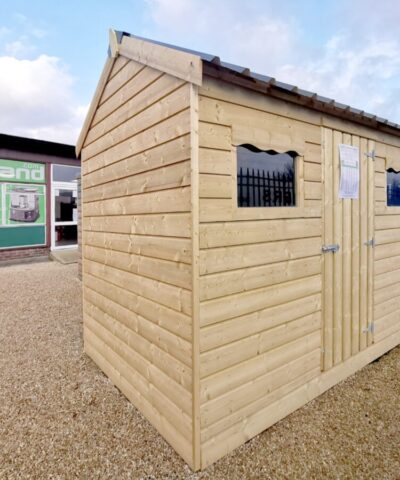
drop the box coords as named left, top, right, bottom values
left=277, top=35, right=400, bottom=120
left=4, top=36, right=36, bottom=57
left=145, top=0, right=299, bottom=73
left=0, top=54, right=87, bottom=144
left=145, top=0, right=400, bottom=123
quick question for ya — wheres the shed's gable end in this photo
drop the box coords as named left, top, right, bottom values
left=76, top=30, right=203, bottom=156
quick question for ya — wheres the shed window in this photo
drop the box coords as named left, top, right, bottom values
left=387, top=169, right=400, bottom=206
left=237, top=144, right=296, bottom=207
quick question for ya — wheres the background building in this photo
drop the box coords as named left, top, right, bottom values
left=0, top=133, right=80, bottom=262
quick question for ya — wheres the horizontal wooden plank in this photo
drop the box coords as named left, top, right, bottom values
left=201, top=367, right=319, bottom=448
left=84, top=272, right=192, bottom=346
left=200, top=236, right=321, bottom=275
left=375, top=254, right=400, bottom=276
left=199, top=122, right=232, bottom=150
left=375, top=241, right=400, bottom=261
left=375, top=157, right=386, bottom=173
left=83, top=270, right=192, bottom=344
left=375, top=171, right=386, bottom=189
left=84, top=334, right=193, bottom=466
left=304, top=142, right=322, bottom=164
left=374, top=309, right=400, bottom=337
left=200, top=348, right=320, bottom=429
left=199, top=199, right=321, bottom=222
left=199, top=173, right=232, bottom=199
left=84, top=160, right=191, bottom=203
left=83, top=186, right=191, bottom=217
left=374, top=268, right=400, bottom=291
left=375, top=205, right=400, bottom=216
left=199, top=76, right=320, bottom=127
left=200, top=274, right=321, bottom=326
left=304, top=199, right=321, bottom=207
left=82, top=108, right=190, bottom=175
left=85, top=321, right=192, bottom=442
left=84, top=135, right=190, bottom=188
left=304, top=181, right=322, bottom=200
left=84, top=259, right=192, bottom=317
left=200, top=256, right=321, bottom=301
left=84, top=287, right=192, bottom=389
left=84, top=231, right=192, bottom=264
left=376, top=228, right=400, bottom=245
left=200, top=293, right=321, bottom=353
left=84, top=245, right=191, bottom=289
left=304, top=161, right=322, bottom=182
left=108, top=55, right=130, bottom=79
left=200, top=311, right=321, bottom=378
left=375, top=215, right=400, bottom=231
left=85, top=84, right=190, bottom=160
left=199, top=147, right=233, bottom=175
left=375, top=187, right=387, bottom=203
left=200, top=330, right=320, bottom=403
left=87, top=73, right=184, bottom=145
left=100, top=59, right=145, bottom=107
left=84, top=213, right=191, bottom=237
left=92, top=66, right=162, bottom=128
left=84, top=305, right=192, bottom=415
left=200, top=217, right=321, bottom=248
left=199, top=95, right=320, bottom=151
left=84, top=325, right=193, bottom=458
left=374, top=285, right=399, bottom=306
left=200, top=329, right=400, bottom=467
left=374, top=295, right=400, bottom=320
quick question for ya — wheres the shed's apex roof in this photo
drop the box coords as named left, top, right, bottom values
left=115, top=30, right=400, bottom=135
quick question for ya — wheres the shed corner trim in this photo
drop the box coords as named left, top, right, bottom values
left=76, top=55, right=116, bottom=156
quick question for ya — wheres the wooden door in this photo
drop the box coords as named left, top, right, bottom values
left=322, top=128, right=375, bottom=371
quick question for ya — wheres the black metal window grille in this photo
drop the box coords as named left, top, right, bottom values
left=387, top=169, right=400, bottom=206
left=237, top=144, right=296, bottom=207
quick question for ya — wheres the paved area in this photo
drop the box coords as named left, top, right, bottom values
left=50, top=247, right=79, bottom=264
left=0, top=261, right=399, bottom=479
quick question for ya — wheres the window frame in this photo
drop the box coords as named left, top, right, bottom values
left=386, top=168, right=400, bottom=207
left=233, top=145, right=305, bottom=217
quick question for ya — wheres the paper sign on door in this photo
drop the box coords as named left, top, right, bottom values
left=339, top=144, right=359, bottom=199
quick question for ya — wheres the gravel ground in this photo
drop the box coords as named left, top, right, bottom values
left=0, top=261, right=399, bottom=479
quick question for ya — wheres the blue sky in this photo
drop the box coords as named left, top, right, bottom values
left=0, top=0, right=399, bottom=144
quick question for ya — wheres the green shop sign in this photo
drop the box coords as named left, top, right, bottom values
left=0, top=159, right=46, bottom=184
left=0, top=182, right=47, bottom=248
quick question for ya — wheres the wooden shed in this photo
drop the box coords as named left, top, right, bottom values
left=76, top=29, right=400, bottom=470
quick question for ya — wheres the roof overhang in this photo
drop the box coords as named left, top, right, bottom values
left=77, top=29, right=400, bottom=156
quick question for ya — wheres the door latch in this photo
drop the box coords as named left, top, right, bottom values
left=364, top=150, right=375, bottom=161
left=322, top=244, right=340, bottom=253
left=364, top=238, right=375, bottom=247
left=363, top=323, right=375, bottom=334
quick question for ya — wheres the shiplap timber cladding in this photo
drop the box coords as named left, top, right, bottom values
left=81, top=57, right=194, bottom=466
left=78, top=31, right=400, bottom=471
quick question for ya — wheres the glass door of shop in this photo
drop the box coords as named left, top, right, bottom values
left=51, top=165, right=80, bottom=250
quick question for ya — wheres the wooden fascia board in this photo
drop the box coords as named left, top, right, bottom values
left=76, top=56, right=116, bottom=156
left=203, top=62, right=400, bottom=141
left=118, top=34, right=203, bottom=86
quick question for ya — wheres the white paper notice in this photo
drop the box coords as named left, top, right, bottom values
left=339, top=144, right=359, bottom=199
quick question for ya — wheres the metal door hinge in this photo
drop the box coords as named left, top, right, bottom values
left=322, top=244, right=340, bottom=253
left=364, top=150, right=375, bottom=161
left=364, top=238, right=375, bottom=247
left=363, top=323, right=375, bottom=334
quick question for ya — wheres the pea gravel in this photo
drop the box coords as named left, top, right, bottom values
left=0, top=261, right=399, bottom=479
